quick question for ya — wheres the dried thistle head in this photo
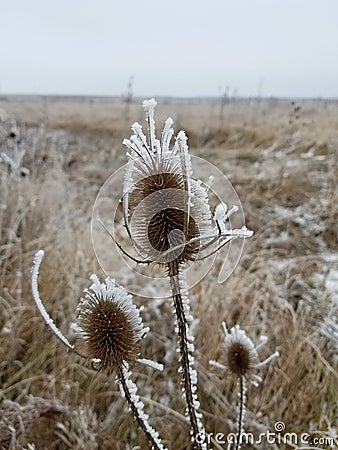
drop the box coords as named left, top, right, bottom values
left=211, top=323, right=279, bottom=384
left=75, top=275, right=147, bottom=373
left=129, top=172, right=202, bottom=264
left=121, top=99, right=253, bottom=268
left=122, top=99, right=212, bottom=266
left=223, top=324, right=259, bottom=377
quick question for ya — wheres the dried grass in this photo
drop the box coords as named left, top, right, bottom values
left=0, top=97, right=337, bottom=449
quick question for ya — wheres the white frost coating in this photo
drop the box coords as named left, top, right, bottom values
left=137, top=358, right=164, bottom=371
left=227, top=204, right=239, bottom=216
left=175, top=131, right=193, bottom=223
left=121, top=365, right=167, bottom=450
left=77, top=274, right=147, bottom=345
left=214, top=202, right=228, bottom=222
left=161, top=117, right=174, bottom=153
left=131, top=122, right=149, bottom=152
left=236, top=376, right=248, bottom=444
left=70, top=322, right=83, bottom=334
left=214, top=203, right=253, bottom=239
left=224, top=325, right=257, bottom=360
left=175, top=268, right=206, bottom=448
left=221, top=226, right=254, bottom=238
left=255, top=335, right=268, bottom=350
left=122, top=99, right=214, bottom=261
left=255, top=351, right=280, bottom=368
left=209, top=360, right=226, bottom=370
left=91, top=358, right=102, bottom=364
left=31, top=250, right=74, bottom=350
left=206, top=175, right=214, bottom=192
left=122, top=99, right=253, bottom=269
left=142, top=98, right=157, bottom=153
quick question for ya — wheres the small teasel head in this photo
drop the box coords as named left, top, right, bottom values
left=223, top=324, right=259, bottom=377
left=74, top=274, right=147, bottom=373
left=210, top=322, right=279, bottom=384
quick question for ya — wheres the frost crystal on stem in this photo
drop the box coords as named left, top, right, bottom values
left=171, top=269, right=206, bottom=449
left=118, top=364, right=168, bottom=450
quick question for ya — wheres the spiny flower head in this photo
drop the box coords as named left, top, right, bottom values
left=121, top=99, right=252, bottom=267
left=223, top=324, right=259, bottom=376
left=122, top=99, right=212, bottom=265
left=211, top=322, right=279, bottom=384
left=74, top=274, right=147, bottom=373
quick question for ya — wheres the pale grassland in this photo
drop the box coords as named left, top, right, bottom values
left=0, top=96, right=337, bottom=449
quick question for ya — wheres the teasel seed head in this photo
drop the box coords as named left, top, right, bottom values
left=223, top=325, right=258, bottom=377
left=123, top=100, right=212, bottom=265
left=210, top=322, right=279, bottom=383
left=75, top=275, right=147, bottom=373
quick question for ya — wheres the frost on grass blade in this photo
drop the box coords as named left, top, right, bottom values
left=137, top=358, right=164, bottom=371
left=31, top=250, right=74, bottom=351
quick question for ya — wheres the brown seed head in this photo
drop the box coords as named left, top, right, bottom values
left=129, top=171, right=205, bottom=264
left=123, top=102, right=213, bottom=266
left=76, top=275, right=145, bottom=373
left=79, top=296, right=137, bottom=372
left=226, top=341, right=252, bottom=376
left=223, top=325, right=258, bottom=377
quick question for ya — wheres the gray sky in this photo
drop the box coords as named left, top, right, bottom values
left=1, top=0, right=337, bottom=98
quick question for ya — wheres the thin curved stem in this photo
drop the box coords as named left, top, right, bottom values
left=31, top=250, right=74, bottom=351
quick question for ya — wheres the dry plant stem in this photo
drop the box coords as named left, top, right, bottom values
left=168, top=260, right=204, bottom=450
left=235, top=376, right=246, bottom=450
left=118, top=367, right=166, bottom=450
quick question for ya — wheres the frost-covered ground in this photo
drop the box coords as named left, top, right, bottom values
left=0, top=96, right=337, bottom=449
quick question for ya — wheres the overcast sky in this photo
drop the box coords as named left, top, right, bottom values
left=1, top=0, right=337, bottom=98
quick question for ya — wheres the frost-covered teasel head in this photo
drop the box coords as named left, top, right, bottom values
left=121, top=99, right=252, bottom=267
left=32, top=251, right=151, bottom=374
left=210, top=322, right=279, bottom=385
left=74, top=275, right=148, bottom=373
left=123, top=99, right=211, bottom=265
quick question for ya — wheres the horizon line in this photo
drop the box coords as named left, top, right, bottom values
left=1, top=93, right=337, bottom=102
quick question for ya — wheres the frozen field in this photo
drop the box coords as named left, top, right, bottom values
left=0, top=96, right=337, bottom=449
